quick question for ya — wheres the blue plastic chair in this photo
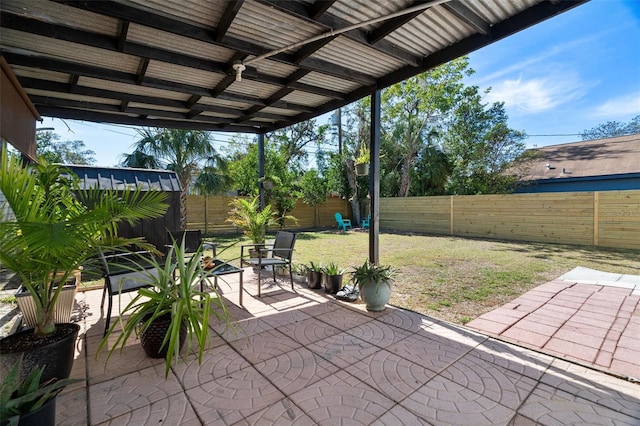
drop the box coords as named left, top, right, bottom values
left=361, top=214, right=370, bottom=229
left=334, top=212, right=352, bottom=231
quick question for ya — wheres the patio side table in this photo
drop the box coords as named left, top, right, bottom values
left=201, top=259, right=244, bottom=306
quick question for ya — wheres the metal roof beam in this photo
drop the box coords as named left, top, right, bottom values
left=36, top=105, right=263, bottom=133
left=367, top=1, right=429, bottom=44
left=310, top=0, right=338, bottom=20
left=215, top=0, right=245, bottom=42
left=256, top=0, right=422, bottom=67
left=442, top=1, right=490, bottom=35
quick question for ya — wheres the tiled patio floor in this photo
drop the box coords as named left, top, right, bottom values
left=57, top=269, right=640, bottom=425
left=467, top=267, right=640, bottom=381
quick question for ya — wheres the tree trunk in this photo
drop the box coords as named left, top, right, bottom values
left=345, top=159, right=361, bottom=225
left=179, top=190, right=187, bottom=230
left=399, top=154, right=413, bottom=197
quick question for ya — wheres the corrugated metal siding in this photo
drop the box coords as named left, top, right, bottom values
left=11, top=66, right=70, bottom=84
left=329, top=0, right=414, bottom=31
left=311, top=37, right=404, bottom=77
left=466, top=0, right=542, bottom=25
left=2, top=0, right=118, bottom=35
left=126, top=0, right=223, bottom=29
left=126, top=23, right=236, bottom=63
left=127, top=103, right=189, bottom=114
left=1, top=29, right=139, bottom=73
left=260, top=107, right=299, bottom=117
left=199, top=111, right=239, bottom=120
left=228, top=1, right=323, bottom=50
left=298, top=72, right=360, bottom=93
left=280, top=91, right=330, bottom=107
left=225, top=80, right=282, bottom=99
left=251, top=59, right=297, bottom=79
left=80, top=77, right=190, bottom=102
left=145, top=60, right=224, bottom=89
left=197, top=97, right=253, bottom=109
left=26, top=89, right=121, bottom=106
left=386, top=5, right=475, bottom=56
left=67, top=166, right=181, bottom=192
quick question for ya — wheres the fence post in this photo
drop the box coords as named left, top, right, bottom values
left=593, top=192, right=599, bottom=246
left=450, top=196, right=454, bottom=235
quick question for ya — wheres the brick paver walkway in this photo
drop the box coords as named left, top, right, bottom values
left=54, top=268, right=639, bottom=425
left=467, top=267, right=640, bottom=381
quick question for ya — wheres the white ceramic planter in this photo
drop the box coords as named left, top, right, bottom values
left=359, top=279, right=392, bottom=311
left=15, top=270, right=80, bottom=328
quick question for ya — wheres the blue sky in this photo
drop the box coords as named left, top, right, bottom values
left=41, top=0, right=640, bottom=167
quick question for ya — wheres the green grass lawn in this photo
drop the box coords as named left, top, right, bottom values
left=75, top=231, right=639, bottom=325
left=214, top=230, right=640, bottom=324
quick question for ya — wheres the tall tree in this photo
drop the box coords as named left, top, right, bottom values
left=36, top=131, right=96, bottom=165
left=381, top=57, right=472, bottom=197
left=226, top=135, right=298, bottom=226
left=444, top=89, right=527, bottom=195
left=580, top=115, right=640, bottom=140
left=120, top=128, right=227, bottom=229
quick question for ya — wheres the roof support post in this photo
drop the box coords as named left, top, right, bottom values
left=369, top=89, right=381, bottom=265
left=258, top=132, right=266, bottom=210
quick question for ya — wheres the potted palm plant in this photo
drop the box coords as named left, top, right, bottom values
left=99, top=239, right=232, bottom=377
left=322, top=262, right=345, bottom=294
left=0, top=148, right=168, bottom=384
left=227, top=196, right=278, bottom=258
left=0, top=355, right=84, bottom=426
left=350, top=260, right=397, bottom=311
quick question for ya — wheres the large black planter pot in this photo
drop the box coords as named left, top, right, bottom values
left=0, top=323, right=80, bottom=384
left=307, top=271, right=322, bottom=289
left=139, top=315, right=187, bottom=359
left=324, top=274, right=343, bottom=294
left=15, top=395, right=57, bottom=426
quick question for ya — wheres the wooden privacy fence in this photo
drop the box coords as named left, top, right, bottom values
left=380, top=190, right=640, bottom=250
left=186, top=195, right=351, bottom=234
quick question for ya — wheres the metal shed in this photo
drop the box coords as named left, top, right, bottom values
left=66, top=164, right=182, bottom=250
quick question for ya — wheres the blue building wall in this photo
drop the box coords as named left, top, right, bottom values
left=515, top=173, right=640, bottom=193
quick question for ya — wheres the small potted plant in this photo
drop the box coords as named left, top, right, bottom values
left=354, top=146, right=370, bottom=176
left=322, top=262, right=345, bottom=294
left=306, top=261, right=323, bottom=290
left=99, top=239, right=232, bottom=377
left=292, top=263, right=308, bottom=283
left=350, top=260, right=397, bottom=311
left=0, top=355, right=84, bottom=426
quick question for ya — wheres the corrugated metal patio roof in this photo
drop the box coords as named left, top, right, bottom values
left=0, top=0, right=588, bottom=134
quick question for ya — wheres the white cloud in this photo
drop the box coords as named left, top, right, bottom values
left=472, top=34, right=600, bottom=87
left=590, top=91, right=640, bottom=118
left=484, top=72, right=589, bottom=114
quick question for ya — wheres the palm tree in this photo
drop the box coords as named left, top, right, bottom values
left=120, top=128, right=228, bottom=229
